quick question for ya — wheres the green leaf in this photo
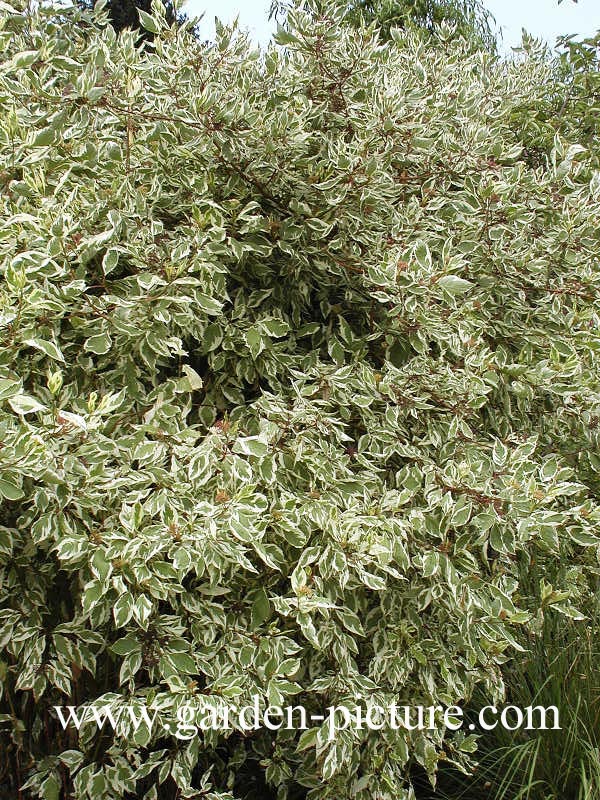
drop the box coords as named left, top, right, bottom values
left=31, top=128, right=56, bottom=148
left=0, top=477, right=24, bottom=501
left=58, top=750, right=84, bottom=770
left=40, top=774, right=60, bottom=800
left=133, top=595, right=153, bottom=628
left=274, top=26, right=299, bottom=45
left=450, top=499, right=472, bottom=527
left=166, top=652, right=196, bottom=674
left=102, top=248, right=119, bottom=276
left=437, top=275, right=474, bottom=294
left=245, top=327, right=264, bottom=359
left=84, top=332, right=112, bottom=355
left=569, top=529, right=600, bottom=547
left=182, top=364, right=203, bottom=390
left=259, top=318, right=290, bottom=338
left=10, top=50, right=38, bottom=69
left=113, top=594, right=134, bottom=628
left=251, top=587, right=271, bottom=627
left=111, top=638, right=140, bottom=656
left=196, top=294, right=223, bottom=315
left=138, top=9, right=160, bottom=34
left=8, top=395, right=46, bottom=415
left=0, top=379, right=21, bottom=402
left=422, top=552, right=440, bottom=578
left=233, top=437, right=268, bottom=458
left=202, top=322, right=223, bottom=351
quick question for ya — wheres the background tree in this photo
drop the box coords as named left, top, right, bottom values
left=270, top=0, right=497, bottom=50
left=342, top=0, right=495, bottom=46
left=78, top=0, right=190, bottom=39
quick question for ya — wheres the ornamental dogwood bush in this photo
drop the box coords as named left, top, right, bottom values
left=1, top=1, right=599, bottom=798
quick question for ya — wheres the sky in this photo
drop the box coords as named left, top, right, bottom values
left=183, top=0, right=599, bottom=51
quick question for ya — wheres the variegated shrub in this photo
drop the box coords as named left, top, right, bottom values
left=0, top=1, right=599, bottom=798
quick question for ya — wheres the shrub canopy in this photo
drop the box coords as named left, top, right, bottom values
left=1, top=2, right=600, bottom=799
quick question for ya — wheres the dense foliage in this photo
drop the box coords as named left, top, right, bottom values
left=270, top=0, right=496, bottom=49
left=1, top=1, right=600, bottom=798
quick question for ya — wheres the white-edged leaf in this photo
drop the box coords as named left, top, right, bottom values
left=9, top=394, right=46, bottom=415
left=24, top=338, right=65, bottom=362
left=438, top=275, right=474, bottom=295
left=182, top=365, right=203, bottom=390
left=84, top=332, right=112, bottom=355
